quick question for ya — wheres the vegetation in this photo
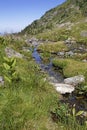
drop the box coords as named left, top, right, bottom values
left=37, top=41, right=68, bottom=53
left=3, top=57, right=17, bottom=83
left=0, top=36, right=60, bottom=130
left=0, top=33, right=87, bottom=129
left=52, top=58, right=87, bottom=81
left=0, top=0, right=87, bottom=129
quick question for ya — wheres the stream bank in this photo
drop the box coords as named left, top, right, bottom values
left=32, top=46, right=87, bottom=121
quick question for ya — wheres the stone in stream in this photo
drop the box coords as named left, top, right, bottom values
left=51, top=83, right=74, bottom=94
left=64, top=75, right=85, bottom=86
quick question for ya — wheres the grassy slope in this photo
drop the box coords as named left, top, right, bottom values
left=37, top=41, right=68, bottom=53
left=20, top=0, right=87, bottom=45
left=0, top=36, right=62, bottom=130
left=52, top=58, right=87, bottom=83
left=0, top=35, right=87, bottom=129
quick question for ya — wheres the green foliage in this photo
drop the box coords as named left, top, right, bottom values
left=37, top=41, right=68, bottom=53
left=52, top=102, right=86, bottom=129
left=37, top=29, right=70, bottom=41
left=53, top=103, right=69, bottom=123
left=76, top=84, right=87, bottom=95
left=21, top=0, right=87, bottom=38
left=3, top=57, right=17, bottom=83
left=0, top=56, right=60, bottom=130
left=71, top=104, right=84, bottom=118
left=52, top=58, right=87, bottom=81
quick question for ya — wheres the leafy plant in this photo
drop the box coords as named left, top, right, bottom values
left=71, top=104, right=84, bottom=118
left=52, top=103, right=69, bottom=123
left=3, top=57, right=17, bottom=83
left=76, top=85, right=87, bottom=96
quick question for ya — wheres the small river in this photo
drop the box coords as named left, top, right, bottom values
left=32, top=48, right=64, bottom=83
left=32, top=47, right=87, bottom=116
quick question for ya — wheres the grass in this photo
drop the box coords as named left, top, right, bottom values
left=37, top=41, right=68, bottom=53
left=52, top=58, right=87, bottom=82
left=0, top=36, right=60, bottom=130
left=36, top=18, right=87, bottom=45
left=37, top=41, right=68, bottom=62
left=0, top=36, right=87, bottom=130
left=73, top=53, right=87, bottom=61
left=0, top=56, right=60, bottom=130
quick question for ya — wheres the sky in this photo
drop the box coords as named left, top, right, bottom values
left=0, top=0, right=66, bottom=33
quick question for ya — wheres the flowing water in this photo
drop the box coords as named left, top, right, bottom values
left=32, top=47, right=87, bottom=115
left=32, top=48, right=64, bottom=83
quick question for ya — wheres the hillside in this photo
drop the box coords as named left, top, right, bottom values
left=0, top=1, right=87, bottom=129
left=21, top=0, right=87, bottom=42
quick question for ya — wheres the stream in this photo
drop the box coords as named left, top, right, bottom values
left=32, top=48, right=64, bottom=83
left=32, top=47, right=87, bottom=118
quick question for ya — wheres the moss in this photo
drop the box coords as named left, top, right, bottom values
left=73, top=53, right=87, bottom=60
left=52, top=58, right=87, bottom=81
left=37, top=41, right=68, bottom=53
left=0, top=36, right=61, bottom=130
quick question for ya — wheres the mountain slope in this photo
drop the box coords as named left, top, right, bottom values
left=21, top=0, right=87, bottom=43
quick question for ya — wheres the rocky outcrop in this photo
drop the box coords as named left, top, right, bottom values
left=5, top=47, right=23, bottom=58
left=64, top=75, right=85, bottom=86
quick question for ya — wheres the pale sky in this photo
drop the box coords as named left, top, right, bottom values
left=0, top=0, right=66, bottom=33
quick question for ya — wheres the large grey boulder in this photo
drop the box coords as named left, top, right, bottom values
left=64, top=75, right=85, bottom=86
left=5, top=47, right=23, bottom=58
left=51, top=83, right=74, bottom=94
left=0, top=76, right=4, bottom=86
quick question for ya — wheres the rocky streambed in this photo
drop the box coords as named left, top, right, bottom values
left=31, top=42, right=87, bottom=120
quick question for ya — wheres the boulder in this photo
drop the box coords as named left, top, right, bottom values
left=65, top=51, right=74, bottom=57
left=0, top=76, right=4, bottom=86
left=64, top=75, right=85, bottom=86
left=57, top=52, right=65, bottom=57
left=51, top=83, right=74, bottom=94
left=5, top=47, right=23, bottom=58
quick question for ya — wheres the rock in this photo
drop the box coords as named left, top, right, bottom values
left=28, top=37, right=38, bottom=46
left=65, top=51, right=74, bottom=57
left=0, top=76, right=4, bottom=86
left=5, top=47, right=23, bottom=58
left=51, top=83, right=74, bottom=94
left=65, top=37, right=76, bottom=44
left=64, top=75, right=85, bottom=86
left=48, top=76, right=59, bottom=83
left=57, top=52, right=65, bottom=57
left=82, top=59, right=87, bottom=62
left=80, top=31, right=87, bottom=37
